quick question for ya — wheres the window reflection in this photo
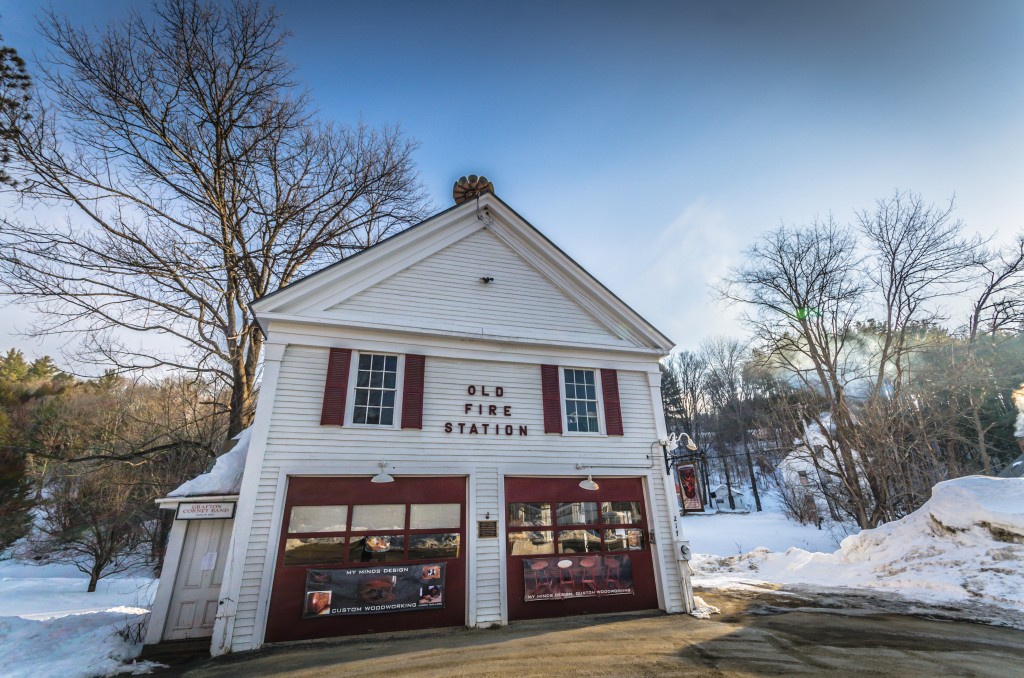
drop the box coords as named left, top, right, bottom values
left=557, top=529, right=602, bottom=553
left=604, top=528, right=644, bottom=551
left=408, top=533, right=460, bottom=560
left=508, top=530, right=555, bottom=555
left=507, top=503, right=552, bottom=527
left=601, top=501, right=642, bottom=524
left=556, top=502, right=599, bottom=525
left=283, top=537, right=346, bottom=566
left=348, top=535, right=406, bottom=562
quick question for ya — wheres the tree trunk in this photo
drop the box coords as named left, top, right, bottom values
left=744, top=445, right=762, bottom=512
left=722, top=457, right=736, bottom=510
left=968, top=395, right=992, bottom=475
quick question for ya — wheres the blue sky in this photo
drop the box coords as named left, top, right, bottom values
left=3, top=0, right=1024, bottom=360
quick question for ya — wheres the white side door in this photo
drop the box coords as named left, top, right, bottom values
left=163, top=518, right=233, bottom=640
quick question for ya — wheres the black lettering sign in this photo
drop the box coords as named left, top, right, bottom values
left=303, top=563, right=446, bottom=617
left=522, top=554, right=633, bottom=602
left=477, top=520, right=498, bottom=539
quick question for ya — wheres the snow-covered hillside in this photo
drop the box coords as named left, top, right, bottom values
left=682, top=492, right=846, bottom=556
left=692, top=476, right=1024, bottom=627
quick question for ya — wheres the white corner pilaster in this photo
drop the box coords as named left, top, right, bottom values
left=646, top=368, right=694, bottom=613
left=210, top=341, right=286, bottom=655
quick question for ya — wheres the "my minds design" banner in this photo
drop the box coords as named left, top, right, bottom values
left=303, top=563, right=445, bottom=617
left=522, top=554, right=633, bottom=602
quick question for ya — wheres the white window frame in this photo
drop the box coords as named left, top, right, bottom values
left=345, top=351, right=405, bottom=429
left=558, top=366, right=606, bottom=436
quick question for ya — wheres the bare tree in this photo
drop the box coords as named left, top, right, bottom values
left=25, top=461, right=149, bottom=592
left=0, top=0, right=429, bottom=436
left=719, top=219, right=881, bottom=527
left=968, top=235, right=1024, bottom=341
left=857, top=191, right=983, bottom=400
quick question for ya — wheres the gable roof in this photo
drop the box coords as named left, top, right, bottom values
left=252, top=192, right=675, bottom=353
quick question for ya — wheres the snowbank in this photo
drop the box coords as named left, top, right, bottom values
left=169, top=426, right=251, bottom=497
left=693, top=476, right=1024, bottom=623
left=0, top=610, right=158, bottom=678
left=0, top=560, right=160, bottom=677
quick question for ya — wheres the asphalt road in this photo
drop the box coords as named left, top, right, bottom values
left=163, top=589, right=1024, bottom=677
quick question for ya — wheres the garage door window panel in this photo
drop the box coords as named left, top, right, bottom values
left=288, top=506, right=348, bottom=533
left=283, top=537, right=348, bottom=567
left=508, top=530, right=555, bottom=555
left=507, top=497, right=648, bottom=555
left=351, top=504, right=406, bottom=531
left=410, top=503, right=461, bottom=530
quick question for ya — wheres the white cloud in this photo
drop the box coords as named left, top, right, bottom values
left=641, top=199, right=746, bottom=351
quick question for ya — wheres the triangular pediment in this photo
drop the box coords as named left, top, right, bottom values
left=253, top=195, right=674, bottom=352
left=322, top=227, right=629, bottom=346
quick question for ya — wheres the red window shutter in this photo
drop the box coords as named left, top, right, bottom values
left=320, top=348, right=352, bottom=426
left=601, top=368, right=624, bottom=436
left=402, top=354, right=426, bottom=430
left=541, top=365, right=563, bottom=434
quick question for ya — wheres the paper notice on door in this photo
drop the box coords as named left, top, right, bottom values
left=200, top=551, right=218, bottom=571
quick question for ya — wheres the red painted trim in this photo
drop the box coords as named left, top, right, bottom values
left=540, top=365, right=563, bottom=434
left=266, top=476, right=467, bottom=642
left=402, top=354, right=426, bottom=429
left=320, top=348, right=351, bottom=426
left=503, top=476, right=659, bottom=621
left=600, top=369, right=624, bottom=436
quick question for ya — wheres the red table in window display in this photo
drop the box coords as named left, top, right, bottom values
left=603, top=557, right=621, bottom=588
left=556, top=559, right=575, bottom=594
left=578, top=556, right=598, bottom=592
left=528, top=560, right=552, bottom=596
left=504, top=476, right=659, bottom=621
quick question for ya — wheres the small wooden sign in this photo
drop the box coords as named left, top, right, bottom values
left=175, top=501, right=237, bottom=520
left=477, top=520, right=498, bottom=539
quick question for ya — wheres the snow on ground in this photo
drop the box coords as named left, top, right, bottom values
left=683, top=507, right=843, bottom=556
left=692, top=476, right=1024, bottom=627
left=0, top=559, right=160, bottom=677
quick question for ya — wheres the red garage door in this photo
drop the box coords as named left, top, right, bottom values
left=504, top=476, right=660, bottom=621
left=265, top=476, right=466, bottom=642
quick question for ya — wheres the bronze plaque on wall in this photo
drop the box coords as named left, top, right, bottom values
left=477, top=520, right=498, bottom=539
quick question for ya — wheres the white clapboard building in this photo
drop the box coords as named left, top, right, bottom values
left=145, top=177, right=694, bottom=655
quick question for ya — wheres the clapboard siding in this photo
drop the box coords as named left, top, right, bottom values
left=255, top=347, right=658, bottom=461
left=473, top=466, right=502, bottom=626
left=228, top=344, right=682, bottom=650
left=325, top=229, right=631, bottom=348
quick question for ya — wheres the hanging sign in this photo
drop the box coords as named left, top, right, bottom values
left=175, top=501, right=236, bottom=520
left=522, top=554, right=634, bottom=602
left=303, top=563, right=446, bottom=617
left=675, top=463, right=705, bottom=513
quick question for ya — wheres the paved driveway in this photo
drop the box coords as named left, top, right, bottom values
left=165, top=590, right=1024, bottom=677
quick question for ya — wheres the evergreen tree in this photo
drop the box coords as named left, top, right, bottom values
left=0, top=348, right=29, bottom=382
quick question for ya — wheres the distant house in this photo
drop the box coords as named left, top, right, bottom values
left=710, top=483, right=751, bottom=512
left=998, top=454, right=1024, bottom=479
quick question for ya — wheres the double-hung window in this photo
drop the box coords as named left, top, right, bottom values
left=563, top=368, right=600, bottom=433
left=352, top=353, right=398, bottom=426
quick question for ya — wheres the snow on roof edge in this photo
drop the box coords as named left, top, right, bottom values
left=167, top=427, right=251, bottom=498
